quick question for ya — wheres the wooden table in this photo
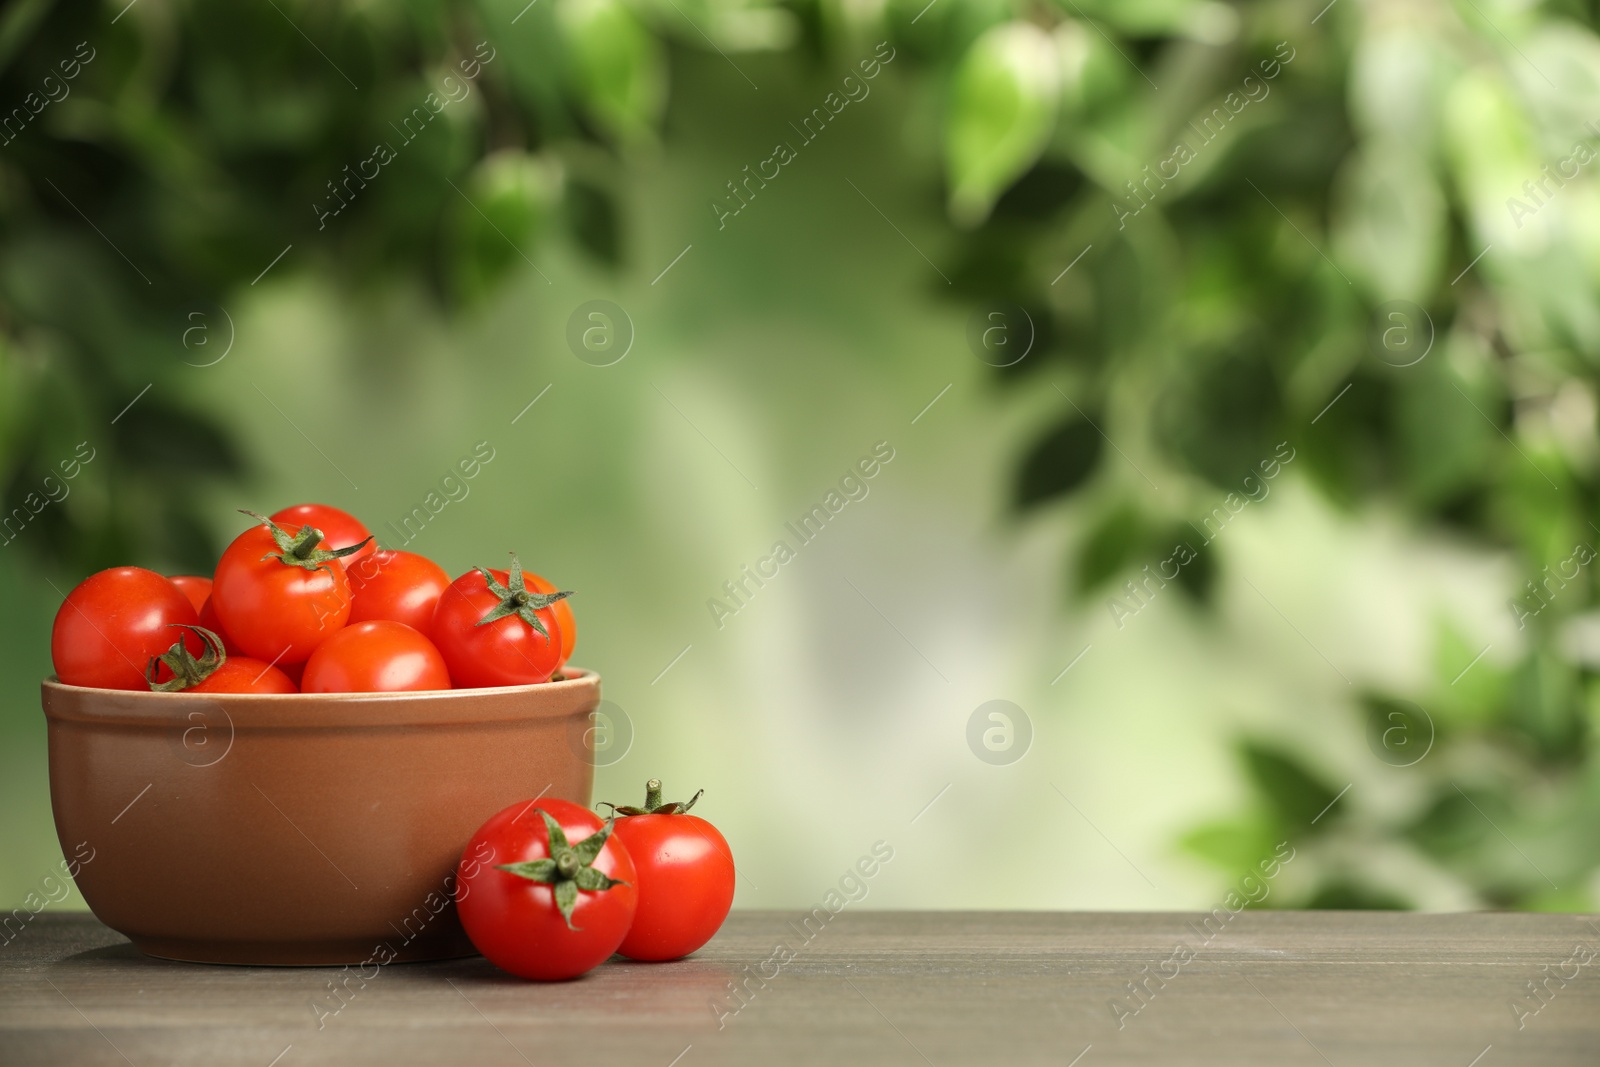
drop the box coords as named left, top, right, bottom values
left=2, top=911, right=1596, bottom=1065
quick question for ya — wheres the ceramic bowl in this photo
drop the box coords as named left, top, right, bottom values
left=40, top=670, right=600, bottom=966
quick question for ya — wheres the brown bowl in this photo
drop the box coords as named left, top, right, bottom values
left=41, top=670, right=600, bottom=966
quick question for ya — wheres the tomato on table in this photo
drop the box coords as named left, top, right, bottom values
left=607, top=779, right=735, bottom=961
left=212, top=510, right=370, bottom=664
left=301, top=620, right=450, bottom=693
left=148, top=626, right=297, bottom=694
left=455, top=798, right=636, bottom=980
left=348, top=550, right=450, bottom=633
left=51, top=568, right=201, bottom=690
left=270, top=503, right=375, bottom=571
left=431, top=554, right=570, bottom=687
left=167, top=575, right=212, bottom=613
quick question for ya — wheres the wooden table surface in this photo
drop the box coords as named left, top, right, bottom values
left=2, top=911, right=1597, bottom=1065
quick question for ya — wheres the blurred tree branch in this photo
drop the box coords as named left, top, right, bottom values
left=3, top=0, right=1598, bottom=908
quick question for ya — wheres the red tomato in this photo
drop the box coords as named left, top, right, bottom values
left=270, top=503, right=375, bottom=571
left=608, top=780, right=735, bottom=961
left=212, top=511, right=365, bottom=664
left=524, top=571, right=577, bottom=668
left=348, top=550, right=450, bottom=633
left=430, top=556, right=570, bottom=688
left=148, top=626, right=297, bottom=694
left=186, top=658, right=298, bottom=693
left=197, top=596, right=244, bottom=657
left=51, top=568, right=200, bottom=690
left=167, top=575, right=212, bottom=613
left=301, top=620, right=450, bottom=693
left=455, top=798, right=636, bottom=980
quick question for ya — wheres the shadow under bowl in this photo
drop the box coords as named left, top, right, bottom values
left=40, top=669, right=600, bottom=966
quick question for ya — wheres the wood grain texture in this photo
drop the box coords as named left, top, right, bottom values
left=2, top=911, right=1597, bottom=1065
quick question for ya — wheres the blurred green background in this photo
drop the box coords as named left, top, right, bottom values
left=4, top=0, right=1600, bottom=914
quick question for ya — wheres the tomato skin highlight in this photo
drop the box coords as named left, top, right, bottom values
left=301, top=620, right=450, bottom=693
left=167, top=575, right=213, bottom=613
left=455, top=799, right=637, bottom=981
left=348, top=550, right=450, bottom=633
left=186, top=657, right=299, bottom=694
left=270, top=503, right=374, bottom=571
left=51, top=568, right=201, bottom=690
left=430, top=569, right=564, bottom=688
left=523, top=571, right=576, bottom=668
left=212, top=524, right=353, bottom=664
left=614, top=813, right=735, bottom=961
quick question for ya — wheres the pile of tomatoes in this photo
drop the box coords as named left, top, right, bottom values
left=49, top=503, right=576, bottom=694
left=457, top=780, right=735, bottom=979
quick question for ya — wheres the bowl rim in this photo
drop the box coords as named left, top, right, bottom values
left=40, top=667, right=601, bottom=728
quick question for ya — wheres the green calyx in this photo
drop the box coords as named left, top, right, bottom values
left=474, top=552, right=571, bottom=638
left=147, top=625, right=227, bottom=692
left=239, top=509, right=371, bottom=573
left=495, top=810, right=626, bottom=930
left=607, top=778, right=703, bottom=817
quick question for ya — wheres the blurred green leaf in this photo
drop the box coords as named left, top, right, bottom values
left=1508, top=651, right=1583, bottom=760
left=1178, top=814, right=1279, bottom=875
left=451, top=150, right=561, bottom=300
left=1237, top=739, right=1341, bottom=835
left=1442, top=70, right=1538, bottom=251
left=1051, top=18, right=1128, bottom=112
left=1015, top=413, right=1101, bottom=509
left=1303, top=881, right=1411, bottom=910
left=1347, top=24, right=1450, bottom=152
left=1155, top=348, right=1280, bottom=491
left=1333, top=145, right=1445, bottom=303
left=1405, top=787, right=1493, bottom=862
left=1165, top=525, right=1215, bottom=603
left=1074, top=500, right=1147, bottom=596
left=564, top=176, right=625, bottom=267
left=1064, top=0, right=1237, bottom=44
left=1394, top=359, right=1496, bottom=511
left=1430, top=618, right=1506, bottom=727
left=559, top=0, right=667, bottom=145
left=651, top=0, right=797, bottom=51
left=945, top=22, right=1060, bottom=227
